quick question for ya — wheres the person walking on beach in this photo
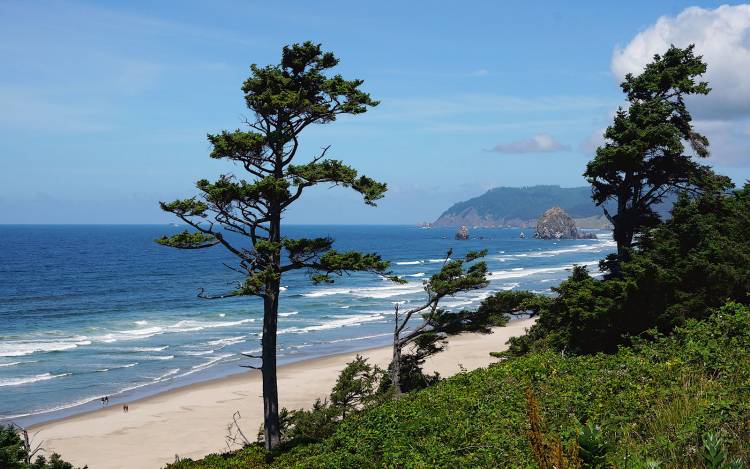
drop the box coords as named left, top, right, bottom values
left=123, top=404, right=129, bottom=413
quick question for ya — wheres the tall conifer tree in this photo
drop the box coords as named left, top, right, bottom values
left=584, top=45, right=729, bottom=263
left=157, top=42, right=394, bottom=449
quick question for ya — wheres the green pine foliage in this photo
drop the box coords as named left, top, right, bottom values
left=584, top=45, right=731, bottom=257
left=166, top=303, right=750, bottom=468
left=388, top=249, right=491, bottom=394
left=148, top=43, right=750, bottom=468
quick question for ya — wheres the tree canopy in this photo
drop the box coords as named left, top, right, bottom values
left=584, top=45, right=730, bottom=260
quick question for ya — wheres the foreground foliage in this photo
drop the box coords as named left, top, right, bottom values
left=167, top=302, right=750, bottom=468
left=0, top=425, right=83, bottom=469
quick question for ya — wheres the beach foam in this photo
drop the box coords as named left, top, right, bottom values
left=0, top=340, right=83, bottom=357
left=183, top=350, right=214, bottom=356
left=304, top=282, right=423, bottom=300
left=140, top=355, right=174, bottom=361
left=190, top=354, right=234, bottom=371
left=489, top=260, right=599, bottom=281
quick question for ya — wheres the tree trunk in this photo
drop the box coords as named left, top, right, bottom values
left=261, top=199, right=282, bottom=450
left=261, top=290, right=280, bottom=450
left=391, top=306, right=402, bottom=397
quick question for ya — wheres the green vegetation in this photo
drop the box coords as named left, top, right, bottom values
left=0, top=425, right=84, bottom=469
left=263, top=356, right=386, bottom=446
left=503, top=183, right=750, bottom=356
left=155, top=41, right=392, bottom=449
left=166, top=302, right=750, bottom=468
left=389, top=249, right=492, bottom=395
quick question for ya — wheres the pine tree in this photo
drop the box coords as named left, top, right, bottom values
left=584, top=45, right=730, bottom=264
left=390, top=249, right=489, bottom=395
left=156, top=42, right=395, bottom=449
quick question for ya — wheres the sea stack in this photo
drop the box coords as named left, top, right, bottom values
left=455, top=225, right=470, bottom=240
left=534, top=207, right=597, bottom=240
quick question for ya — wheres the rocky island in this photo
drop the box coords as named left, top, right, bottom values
left=534, top=206, right=597, bottom=240
left=455, top=225, right=470, bottom=240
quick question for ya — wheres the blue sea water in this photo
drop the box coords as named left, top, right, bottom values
left=0, top=225, right=614, bottom=426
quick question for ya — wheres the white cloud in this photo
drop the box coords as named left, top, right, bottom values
left=608, top=5, right=750, bottom=167
left=489, top=134, right=570, bottom=154
left=612, top=4, right=750, bottom=121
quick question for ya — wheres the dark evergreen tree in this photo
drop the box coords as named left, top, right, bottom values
left=584, top=45, right=729, bottom=263
left=504, top=184, right=750, bottom=356
left=156, top=42, right=395, bottom=449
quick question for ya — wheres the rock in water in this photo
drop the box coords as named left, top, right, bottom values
left=455, top=225, right=470, bottom=240
left=534, top=207, right=597, bottom=240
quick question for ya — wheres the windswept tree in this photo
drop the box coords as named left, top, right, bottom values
left=584, top=45, right=729, bottom=263
left=156, top=42, right=395, bottom=449
left=389, top=249, right=490, bottom=395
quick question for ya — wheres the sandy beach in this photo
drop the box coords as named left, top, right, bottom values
left=29, top=318, right=534, bottom=469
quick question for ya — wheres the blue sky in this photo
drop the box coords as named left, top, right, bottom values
left=1, top=1, right=748, bottom=224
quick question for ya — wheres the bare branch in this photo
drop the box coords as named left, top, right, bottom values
left=197, top=287, right=241, bottom=300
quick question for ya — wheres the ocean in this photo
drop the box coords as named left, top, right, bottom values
left=0, top=225, right=614, bottom=426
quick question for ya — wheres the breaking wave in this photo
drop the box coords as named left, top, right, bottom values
left=279, top=313, right=387, bottom=334
left=0, top=373, right=71, bottom=387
